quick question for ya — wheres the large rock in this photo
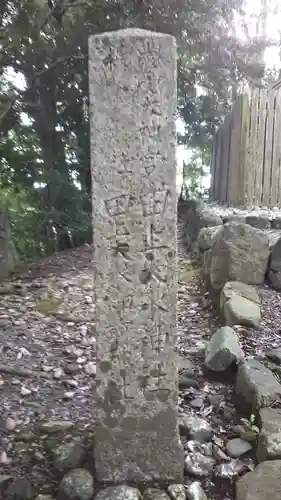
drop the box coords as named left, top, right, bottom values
left=245, top=215, right=271, bottom=230
left=204, top=326, right=244, bottom=372
left=4, top=478, right=34, bottom=500
left=236, top=460, right=281, bottom=499
left=220, top=281, right=261, bottom=328
left=53, top=440, right=86, bottom=473
left=196, top=209, right=222, bottom=231
left=257, top=408, right=281, bottom=462
left=226, top=438, right=252, bottom=458
left=207, top=223, right=269, bottom=292
left=197, top=226, right=221, bottom=251
left=268, top=237, right=281, bottom=290
left=220, top=281, right=261, bottom=306
left=223, top=295, right=261, bottom=328
left=223, top=214, right=246, bottom=224
left=179, top=416, right=212, bottom=442
left=58, top=469, right=94, bottom=500
left=236, top=359, right=281, bottom=411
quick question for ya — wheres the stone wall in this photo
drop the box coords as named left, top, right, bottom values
left=179, top=199, right=281, bottom=295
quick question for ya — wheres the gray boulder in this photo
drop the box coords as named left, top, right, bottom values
left=179, top=416, right=212, bottom=442
left=236, top=359, right=281, bottom=412
left=271, top=217, right=281, bottom=230
left=185, top=483, right=207, bottom=500
left=220, top=281, right=261, bottom=306
left=58, top=469, right=94, bottom=500
left=223, top=215, right=246, bottom=224
left=226, top=438, right=252, bottom=458
left=204, top=326, right=244, bottom=372
left=208, top=223, right=269, bottom=292
left=223, top=295, right=261, bottom=328
left=197, top=226, right=221, bottom=251
left=167, top=484, right=186, bottom=500
left=220, top=281, right=261, bottom=328
left=197, top=209, right=222, bottom=230
left=53, top=440, right=86, bottom=473
left=245, top=215, right=271, bottom=230
left=268, top=237, right=281, bottom=290
left=236, top=460, right=281, bottom=500
left=257, top=408, right=281, bottom=462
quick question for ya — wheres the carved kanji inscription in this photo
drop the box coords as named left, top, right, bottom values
left=89, top=28, right=183, bottom=485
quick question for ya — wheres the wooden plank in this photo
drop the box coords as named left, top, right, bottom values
left=270, top=88, right=280, bottom=206
left=263, top=89, right=275, bottom=206
left=220, top=114, right=231, bottom=202
left=229, top=97, right=243, bottom=204
left=226, top=109, right=234, bottom=203
left=246, top=88, right=259, bottom=207
left=210, top=130, right=218, bottom=200
left=274, top=88, right=281, bottom=206
left=237, top=96, right=246, bottom=205
left=213, top=128, right=222, bottom=200
left=243, top=89, right=254, bottom=207
left=251, top=88, right=261, bottom=206
left=255, top=89, right=267, bottom=206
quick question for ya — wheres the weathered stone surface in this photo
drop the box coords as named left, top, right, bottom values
left=245, top=215, right=271, bottom=229
left=201, top=248, right=212, bottom=279
left=204, top=326, right=243, bottom=372
left=220, top=281, right=261, bottom=307
left=266, top=349, right=281, bottom=365
left=226, top=438, right=252, bottom=458
left=271, top=217, right=281, bottom=230
left=94, top=486, right=141, bottom=500
left=208, top=223, right=269, bottom=291
left=257, top=408, right=281, bottom=462
left=197, top=226, right=221, bottom=251
left=269, top=237, right=281, bottom=290
left=223, top=215, right=246, bottom=224
left=53, top=440, right=86, bottom=473
left=143, top=489, right=170, bottom=500
left=167, top=484, right=186, bottom=500
left=184, top=452, right=215, bottom=477
left=198, top=209, right=222, bottom=229
left=236, top=359, right=281, bottom=411
left=179, top=416, right=212, bottom=442
left=58, top=469, right=94, bottom=500
left=4, top=478, right=34, bottom=500
left=236, top=460, right=281, bottom=500
left=223, top=295, right=261, bottom=328
left=185, top=482, right=207, bottom=500
left=89, top=29, right=183, bottom=483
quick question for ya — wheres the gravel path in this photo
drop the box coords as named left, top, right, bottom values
left=0, top=223, right=281, bottom=498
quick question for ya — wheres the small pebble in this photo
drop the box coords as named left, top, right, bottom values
left=54, top=368, right=64, bottom=379
left=20, top=387, right=32, bottom=396
left=226, top=438, right=252, bottom=458
left=85, top=362, right=96, bottom=376
left=6, top=417, right=17, bottom=431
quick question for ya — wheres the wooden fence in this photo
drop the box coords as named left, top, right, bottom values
left=210, top=80, right=281, bottom=207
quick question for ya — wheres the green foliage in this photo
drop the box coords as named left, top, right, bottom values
left=0, top=0, right=275, bottom=262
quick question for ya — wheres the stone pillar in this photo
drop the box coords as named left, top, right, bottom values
left=89, top=28, right=183, bottom=485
